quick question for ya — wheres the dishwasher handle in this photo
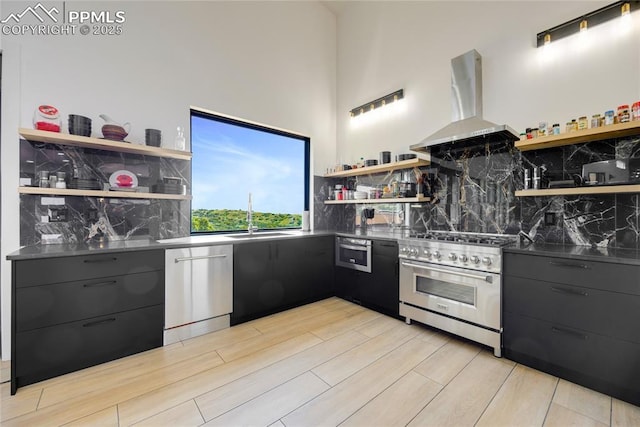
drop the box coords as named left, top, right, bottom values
left=174, top=254, right=228, bottom=263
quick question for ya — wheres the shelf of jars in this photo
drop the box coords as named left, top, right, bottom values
left=515, top=121, right=640, bottom=152
left=19, top=186, right=192, bottom=201
left=324, top=195, right=430, bottom=204
left=323, top=158, right=430, bottom=178
left=515, top=185, right=640, bottom=197
left=18, top=128, right=192, bottom=161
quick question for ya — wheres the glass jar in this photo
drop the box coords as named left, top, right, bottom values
left=591, top=114, right=601, bottom=128
left=531, top=128, right=539, bottom=138
left=617, top=104, right=631, bottom=123
left=632, top=102, right=640, bottom=121
left=566, top=120, right=578, bottom=133
left=538, top=122, right=547, bottom=137
left=578, top=116, right=588, bottom=130
left=552, top=123, right=561, bottom=135
left=604, top=110, right=615, bottom=125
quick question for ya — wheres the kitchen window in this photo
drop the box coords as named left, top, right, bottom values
left=190, top=109, right=310, bottom=234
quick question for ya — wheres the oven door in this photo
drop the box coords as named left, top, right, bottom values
left=399, top=259, right=500, bottom=330
left=335, top=237, right=371, bottom=273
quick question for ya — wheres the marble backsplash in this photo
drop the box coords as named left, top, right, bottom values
left=315, top=135, right=640, bottom=249
left=19, top=139, right=191, bottom=245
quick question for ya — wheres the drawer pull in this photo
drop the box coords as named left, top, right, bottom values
left=174, top=254, right=227, bottom=263
left=83, top=257, right=117, bottom=264
left=551, top=326, right=587, bottom=340
left=550, top=286, right=589, bottom=297
left=82, top=318, right=116, bottom=328
left=549, top=261, right=590, bottom=270
left=83, top=280, right=117, bottom=288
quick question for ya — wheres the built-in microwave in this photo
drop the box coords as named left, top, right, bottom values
left=335, top=236, right=372, bottom=273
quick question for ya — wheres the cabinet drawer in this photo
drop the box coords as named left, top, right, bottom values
left=504, top=276, right=640, bottom=344
left=16, top=270, right=164, bottom=332
left=503, top=253, right=640, bottom=295
left=503, top=312, right=640, bottom=391
left=15, top=250, right=164, bottom=287
left=14, top=305, right=163, bottom=383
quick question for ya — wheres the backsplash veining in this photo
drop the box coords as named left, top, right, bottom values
left=19, top=139, right=191, bottom=245
left=318, top=134, right=640, bottom=250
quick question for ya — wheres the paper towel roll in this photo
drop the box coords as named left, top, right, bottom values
left=302, top=210, right=310, bottom=231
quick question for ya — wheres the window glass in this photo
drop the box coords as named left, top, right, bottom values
left=191, top=110, right=309, bottom=233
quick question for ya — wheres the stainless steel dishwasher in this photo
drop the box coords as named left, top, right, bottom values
left=164, top=245, right=233, bottom=345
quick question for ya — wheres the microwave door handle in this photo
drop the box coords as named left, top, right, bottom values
left=401, top=261, right=493, bottom=284
left=339, top=244, right=368, bottom=251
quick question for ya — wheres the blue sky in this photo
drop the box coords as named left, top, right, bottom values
left=191, top=115, right=305, bottom=215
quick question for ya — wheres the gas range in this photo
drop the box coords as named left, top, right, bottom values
left=399, top=231, right=517, bottom=274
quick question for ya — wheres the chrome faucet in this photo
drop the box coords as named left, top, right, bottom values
left=247, top=192, right=258, bottom=234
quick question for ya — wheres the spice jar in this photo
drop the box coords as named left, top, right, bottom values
left=632, top=102, right=640, bottom=121
left=591, top=114, right=601, bottom=129
left=604, top=110, right=615, bottom=125
left=552, top=123, right=561, bottom=135
left=566, top=120, right=578, bottom=133
left=525, top=128, right=533, bottom=139
left=531, top=128, right=539, bottom=138
left=618, top=104, right=631, bottom=123
left=578, top=116, right=588, bottom=130
left=538, top=122, right=547, bottom=137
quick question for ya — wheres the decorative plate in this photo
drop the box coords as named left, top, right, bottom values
left=109, top=170, right=138, bottom=188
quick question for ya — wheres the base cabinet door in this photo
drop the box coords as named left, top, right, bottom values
left=231, top=241, right=275, bottom=325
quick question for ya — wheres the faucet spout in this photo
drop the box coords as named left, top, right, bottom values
left=247, top=192, right=258, bottom=234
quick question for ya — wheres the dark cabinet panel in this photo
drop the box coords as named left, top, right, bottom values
left=14, top=305, right=163, bottom=388
left=335, top=239, right=399, bottom=318
left=503, top=253, right=640, bottom=295
left=232, top=236, right=335, bottom=325
left=11, top=250, right=165, bottom=395
left=503, top=251, right=640, bottom=407
left=504, top=275, right=640, bottom=344
left=504, top=312, right=640, bottom=405
left=16, top=270, right=164, bottom=332
left=15, top=250, right=165, bottom=287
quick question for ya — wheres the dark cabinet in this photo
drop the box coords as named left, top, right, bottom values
left=335, top=239, right=399, bottom=318
left=11, top=250, right=165, bottom=394
left=503, top=251, right=640, bottom=406
left=232, top=236, right=334, bottom=325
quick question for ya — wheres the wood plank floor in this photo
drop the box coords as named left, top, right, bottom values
left=2, top=297, right=640, bottom=426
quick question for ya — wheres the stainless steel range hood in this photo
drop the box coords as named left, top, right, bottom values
left=410, top=50, right=518, bottom=152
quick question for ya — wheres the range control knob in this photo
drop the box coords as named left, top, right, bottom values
left=400, top=247, right=408, bottom=254
left=409, top=248, right=418, bottom=257
left=482, top=256, right=492, bottom=266
left=459, top=254, right=468, bottom=263
left=433, top=251, right=441, bottom=260
left=448, top=253, right=458, bottom=261
left=422, top=249, right=431, bottom=258
left=471, top=255, right=480, bottom=264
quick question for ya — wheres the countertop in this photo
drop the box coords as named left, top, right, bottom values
left=504, top=242, right=640, bottom=266
left=8, top=228, right=640, bottom=266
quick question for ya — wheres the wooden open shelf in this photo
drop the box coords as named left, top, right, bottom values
left=515, top=184, right=640, bottom=197
left=323, top=158, right=430, bottom=178
left=515, top=121, right=640, bottom=152
left=19, top=186, right=192, bottom=201
left=324, top=195, right=431, bottom=204
left=19, top=128, right=192, bottom=161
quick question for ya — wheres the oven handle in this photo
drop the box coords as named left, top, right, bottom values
left=339, top=244, right=369, bottom=251
left=400, top=261, right=493, bottom=284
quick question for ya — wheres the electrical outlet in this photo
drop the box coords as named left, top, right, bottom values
left=544, top=212, right=556, bottom=226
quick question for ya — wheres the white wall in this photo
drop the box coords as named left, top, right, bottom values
left=0, top=1, right=336, bottom=359
left=335, top=1, right=640, bottom=165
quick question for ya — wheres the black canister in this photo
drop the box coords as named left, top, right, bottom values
left=380, top=151, right=391, bottom=164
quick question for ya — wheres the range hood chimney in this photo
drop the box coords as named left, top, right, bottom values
left=410, top=50, right=519, bottom=152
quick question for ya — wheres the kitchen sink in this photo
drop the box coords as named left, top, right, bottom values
left=226, top=232, right=292, bottom=239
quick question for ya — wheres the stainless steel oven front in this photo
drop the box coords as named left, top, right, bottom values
left=400, top=259, right=500, bottom=329
left=335, top=236, right=372, bottom=273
